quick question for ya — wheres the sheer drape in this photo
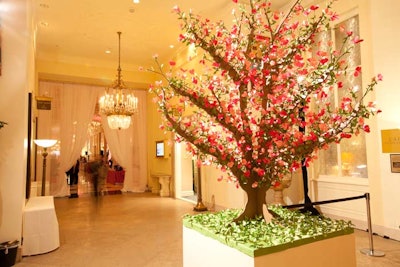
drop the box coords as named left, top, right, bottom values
left=102, top=89, right=147, bottom=192
left=39, top=81, right=102, bottom=196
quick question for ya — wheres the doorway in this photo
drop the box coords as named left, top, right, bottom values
left=174, top=141, right=197, bottom=203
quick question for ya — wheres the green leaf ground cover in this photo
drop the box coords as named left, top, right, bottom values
left=183, top=206, right=354, bottom=257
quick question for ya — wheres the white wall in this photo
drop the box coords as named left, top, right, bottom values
left=369, top=0, right=400, bottom=239
left=305, top=0, right=400, bottom=241
left=202, top=165, right=246, bottom=211
left=0, top=0, right=33, bottom=242
left=200, top=163, right=304, bottom=211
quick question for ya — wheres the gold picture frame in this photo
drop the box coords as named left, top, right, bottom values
left=390, top=154, right=400, bottom=173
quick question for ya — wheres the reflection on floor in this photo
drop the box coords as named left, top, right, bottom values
left=16, top=193, right=400, bottom=267
left=76, top=171, right=123, bottom=197
left=181, top=194, right=197, bottom=203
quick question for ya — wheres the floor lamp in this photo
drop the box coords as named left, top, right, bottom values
left=34, top=139, right=57, bottom=196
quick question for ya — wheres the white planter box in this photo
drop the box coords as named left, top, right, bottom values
left=183, top=225, right=356, bottom=267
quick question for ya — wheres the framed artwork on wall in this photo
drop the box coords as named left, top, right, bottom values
left=390, top=154, right=400, bottom=173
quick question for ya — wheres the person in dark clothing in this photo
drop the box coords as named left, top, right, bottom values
left=86, top=156, right=108, bottom=197
left=67, top=159, right=80, bottom=198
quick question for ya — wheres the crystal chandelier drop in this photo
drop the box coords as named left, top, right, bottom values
left=99, top=32, right=138, bottom=130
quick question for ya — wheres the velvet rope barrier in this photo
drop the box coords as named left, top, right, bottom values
left=283, top=193, right=385, bottom=257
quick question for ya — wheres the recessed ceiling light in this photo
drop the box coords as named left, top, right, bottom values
left=133, top=0, right=140, bottom=3
left=39, top=21, right=49, bottom=27
left=39, top=3, right=49, bottom=8
left=105, top=50, right=111, bottom=54
left=169, top=45, right=174, bottom=49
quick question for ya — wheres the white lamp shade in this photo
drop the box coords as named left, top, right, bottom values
left=34, top=139, right=58, bottom=148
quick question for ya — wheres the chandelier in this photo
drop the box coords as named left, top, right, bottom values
left=99, top=32, right=138, bottom=130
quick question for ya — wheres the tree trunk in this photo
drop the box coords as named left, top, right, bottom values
left=234, top=184, right=269, bottom=222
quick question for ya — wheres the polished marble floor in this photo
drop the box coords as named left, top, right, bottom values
left=15, top=192, right=400, bottom=267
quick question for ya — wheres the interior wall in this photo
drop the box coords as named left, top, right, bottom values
left=200, top=163, right=304, bottom=211
left=369, top=0, right=400, bottom=239
left=179, top=143, right=194, bottom=197
left=0, top=0, right=33, bottom=243
left=36, top=60, right=154, bottom=90
left=146, top=92, right=173, bottom=191
left=202, top=166, right=246, bottom=211
left=305, top=0, right=400, bottom=241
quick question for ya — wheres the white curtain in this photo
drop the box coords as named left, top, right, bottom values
left=39, top=81, right=102, bottom=196
left=102, top=89, right=147, bottom=192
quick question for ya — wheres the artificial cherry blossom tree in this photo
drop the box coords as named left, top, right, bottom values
left=150, top=0, right=381, bottom=222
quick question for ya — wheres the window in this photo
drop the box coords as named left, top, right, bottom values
left=317, top=15, right=368, bottom=178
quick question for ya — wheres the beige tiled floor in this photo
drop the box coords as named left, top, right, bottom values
left=15, top=193, right=400, bottom=267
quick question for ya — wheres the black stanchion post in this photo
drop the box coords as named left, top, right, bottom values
left=193, top=163, right=207, bottom=212
left=360, top=193, right=385, bottom=257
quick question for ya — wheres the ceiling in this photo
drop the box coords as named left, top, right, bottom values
left=34, top=0, right=289, bottom=74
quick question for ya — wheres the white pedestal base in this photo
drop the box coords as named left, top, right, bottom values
left=183, top=226, right=356, bottom=267
left=151, top=174, right=171, bottom=197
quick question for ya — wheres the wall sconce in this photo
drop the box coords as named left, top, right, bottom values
left=34, top=139, right=57, bottom=196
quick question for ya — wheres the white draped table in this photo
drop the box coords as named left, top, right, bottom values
left=22, top=196, right=60, bottom=256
